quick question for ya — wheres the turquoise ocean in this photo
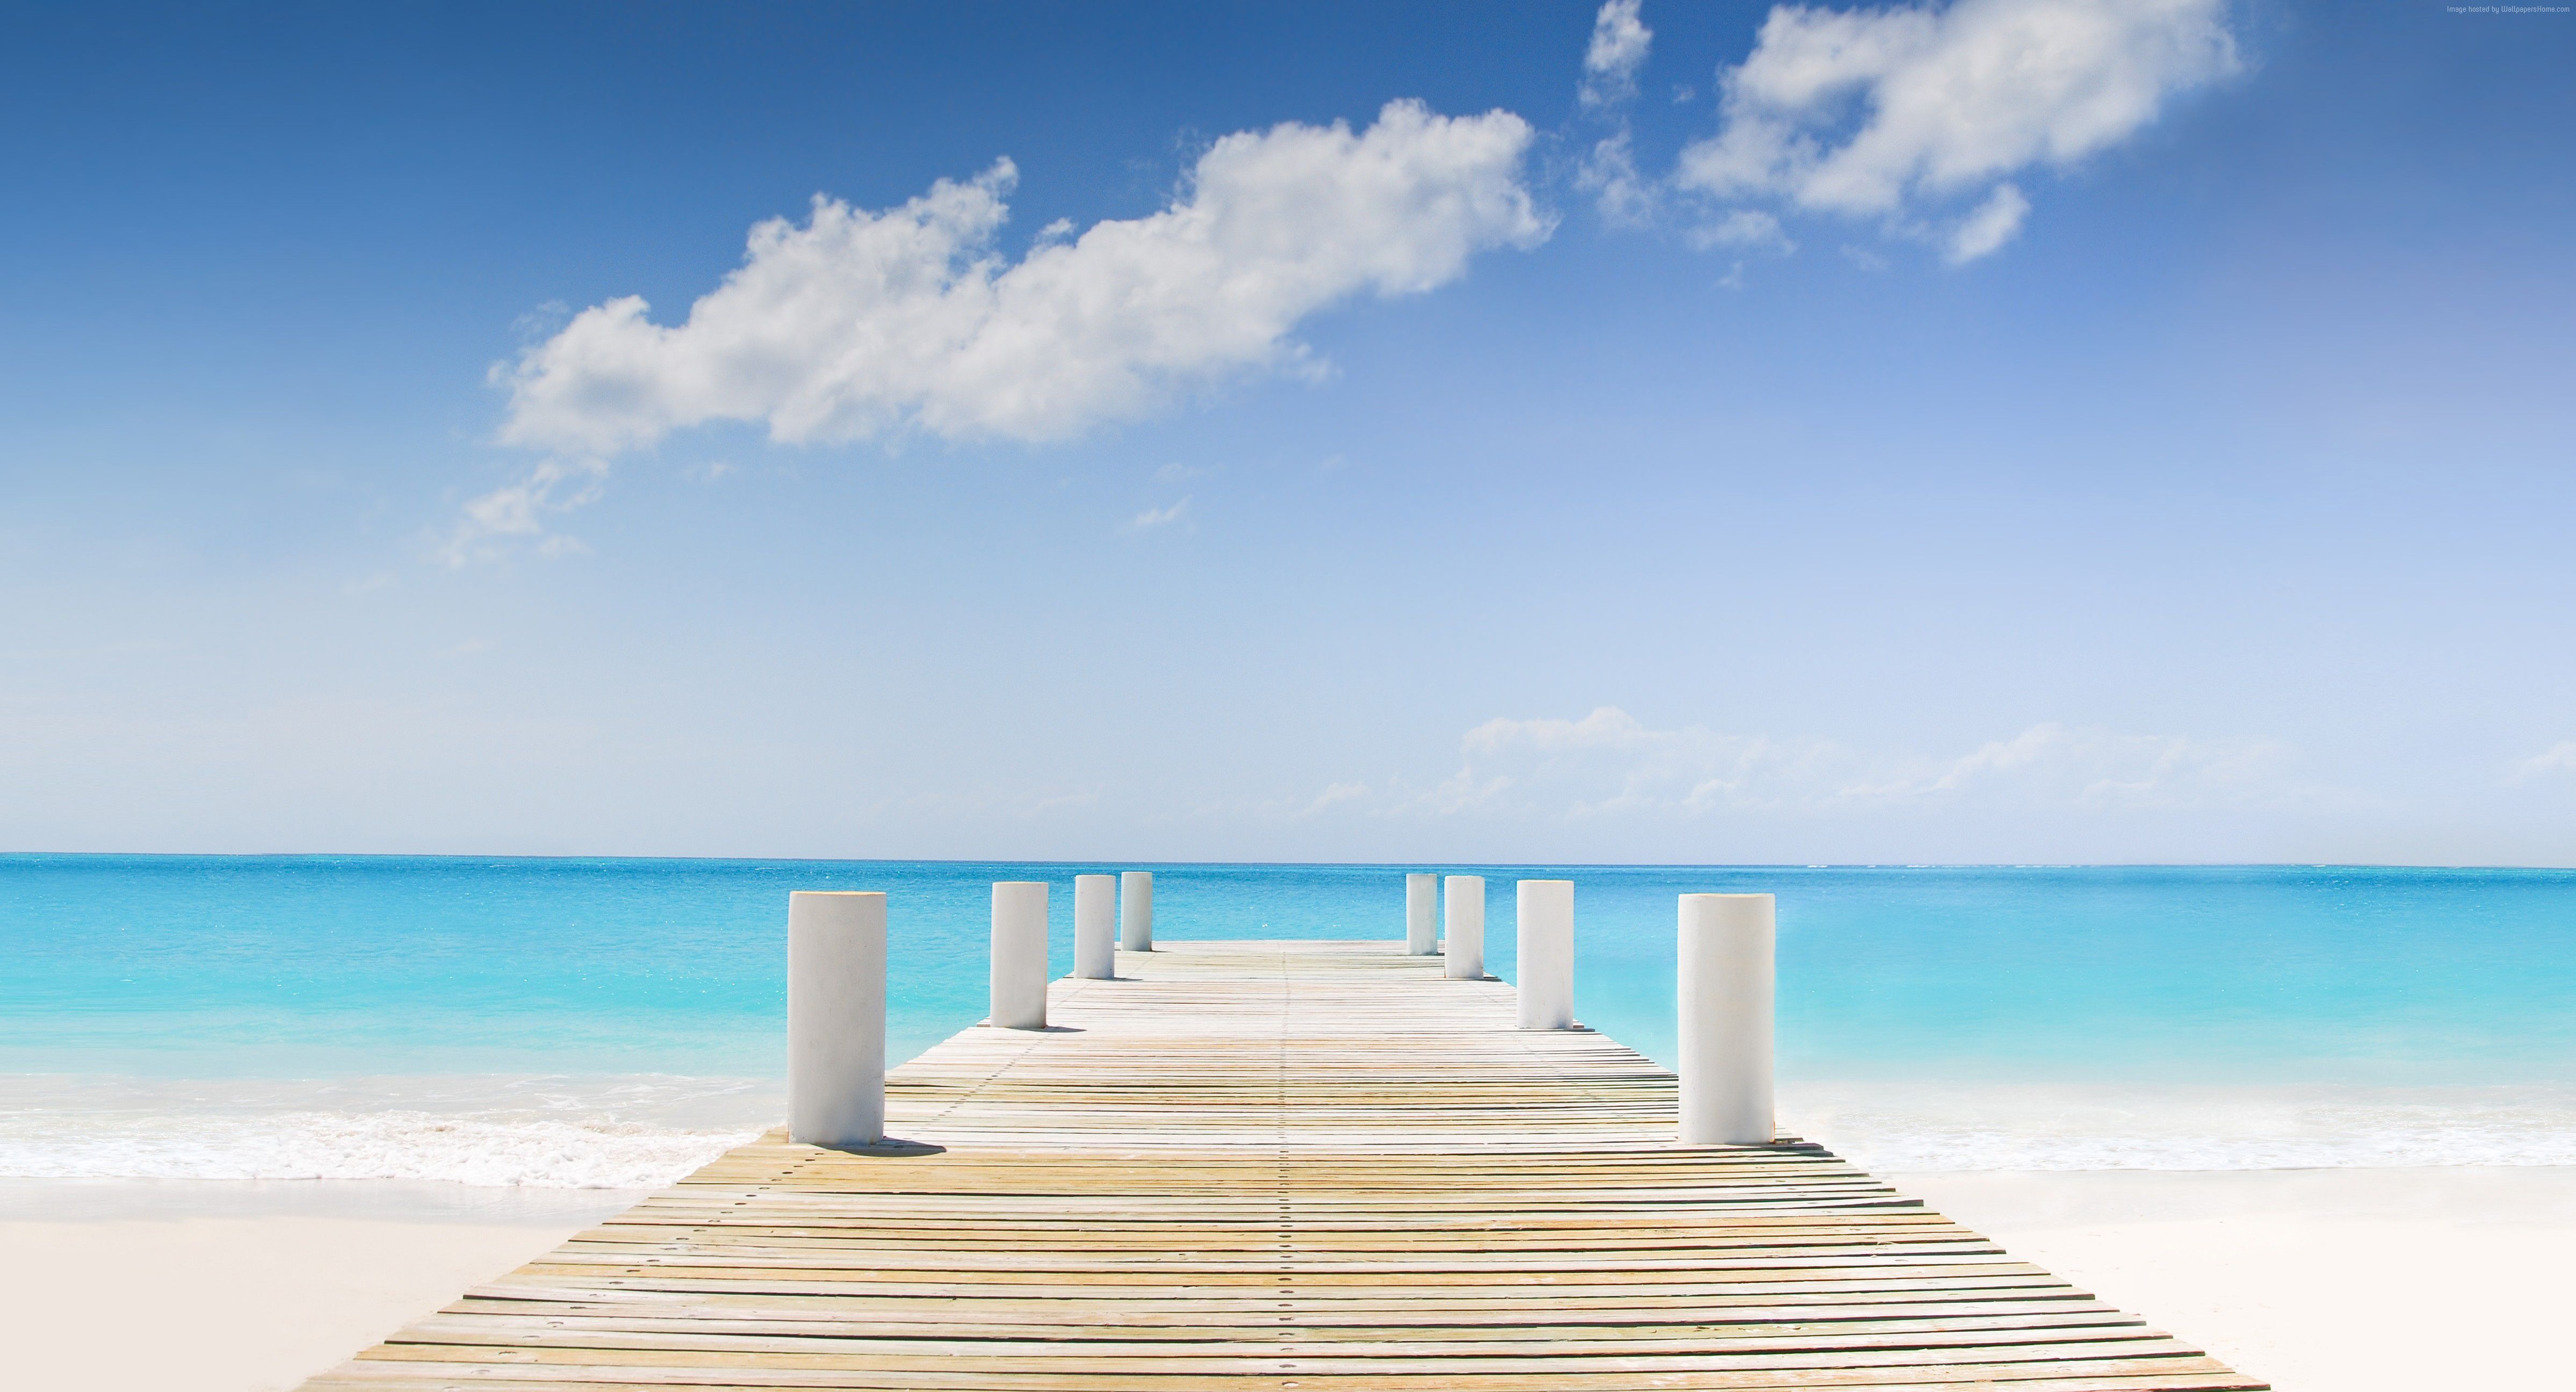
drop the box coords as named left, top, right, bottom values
left=5, top=855, right=2573, bottom=1186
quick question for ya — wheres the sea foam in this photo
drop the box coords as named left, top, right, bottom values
left=12, top=1073, right=2576, bottom=1185
left=0, top=1074, right=771, bottom=1188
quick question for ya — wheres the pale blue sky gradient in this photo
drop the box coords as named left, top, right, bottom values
left=2, top=2, right=2571, bottom=863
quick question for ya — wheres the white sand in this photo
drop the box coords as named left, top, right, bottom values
left=1895, top=1167, right=2576, bottom=1391
left=0, top=1181, right=640, bottom=1392
left=4, top=1170, right=2569, bottom=1390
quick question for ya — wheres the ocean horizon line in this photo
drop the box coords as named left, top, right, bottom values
left=9, top=850, right=2576, bottom=874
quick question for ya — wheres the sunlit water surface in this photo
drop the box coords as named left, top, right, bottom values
left=4, top=856, right=2571, bottom=1183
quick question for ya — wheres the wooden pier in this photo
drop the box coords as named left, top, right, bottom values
left=302, top=939, right=2265, bottom=1390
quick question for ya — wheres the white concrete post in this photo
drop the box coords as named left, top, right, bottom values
left=990, top=881, right=1050, bottom=1030
left=786, top=891, right=885, bottom=1148
left=1516, top=879, right=1575, bottom=1029
left=1072, top=874, right=1116, bottom=980
left=1678, top=893, right=1775, bottom=1145
left=1443, top=875, right=1485, bottom=979
left=1120, top=871, right=1153, bottom=951
left=1405, top=873, right=1437, bottom=955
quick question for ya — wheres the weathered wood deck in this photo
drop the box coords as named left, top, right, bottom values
left=302, top=939, right=2265, bottom=1390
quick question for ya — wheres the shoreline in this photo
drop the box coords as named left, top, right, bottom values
left=1, top=1167, right=2567, bottom=1391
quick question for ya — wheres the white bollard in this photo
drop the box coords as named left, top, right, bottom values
left=991, top=881, right=1050, bottom=1030
left=1072, top=874, right=1116, bottom=980
left=1443, top=875, right=1485, bottom=979
left=787, top=891, right=886, bottom=1148
left=1120, top=871, right=1153, bottom=951
left=1678, top=893, right=1775, bottom=1146
left=1405, top=873, right=1437, bottom=955
left=1516, top=879, right=1575, bottom=1029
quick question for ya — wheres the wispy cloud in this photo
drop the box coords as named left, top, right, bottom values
left=509, top=300, right=571, bottom=340
left=1689, top=208, right=1794, bottom=253
left=2514, top=742, right=2576, bottom=780
left=1945, top=182, right=2031, bottom=263
left=1128, top=498, right=1190, bottom=532
left=440, top=459, right=605, bottom=567
left=1351, top=706, right=2326, bottom=822
left=1575, top=1, right=1663, bottom=225
left=1578, top=130, right=1662, bottom=228
left=1307, top=781, right=1370, bottom=814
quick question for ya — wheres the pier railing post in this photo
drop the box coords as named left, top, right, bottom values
left=1516, top=879, right=1575, bottom=1028
left=991, top=881, right=1050, bottom=1030
left=787, top=890, right=886, bottom=1147
left=1443, top=875, right=1485, bottom=979
left=1073, top=874, right=1116, bottom=980
left=1120, top=871, right=1153, bottom=951
left=1678, top=892, right=1774, bottom=1145
left=1405, top=873, right=1437, bottom=954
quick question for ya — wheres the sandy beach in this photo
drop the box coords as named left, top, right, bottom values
left=1896, top=1166, right=2576, bottom=1391
left=4, top=1168, right=2567, bottom=1391
left=0, top=1181, right=643, bottom=1392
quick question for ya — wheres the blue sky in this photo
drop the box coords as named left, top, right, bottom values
left=2, top=1, right=2571, bottom=864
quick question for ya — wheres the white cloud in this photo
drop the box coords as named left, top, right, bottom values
left=1945, top=180, right=2030, bottom=262
left=1577, top=132, right=1661, bottom=227
left=439, top=459, right=605, bottom=567
left=495, top=100, right=1548, bottom=460
left=2515, top=742, right=2576, bottom=780
left=1582, top=0, right=1655, bottom=107
left=1395, top=707, right=2308, bottom=821
left=1576, top=3, right=1663, bottom=223
left=1673, top=0, right=2237, bottom=259
left=1689, top=208, right=1795, bottom=252
left=1837, top=720, right=2292, bottom=806
left=1425, top=707, right=1813, bottom=817
left=1128, top=498, right=1190, bottom=531
left=509, top=300, right=571, bottom=340
left=1307, top=781, right=1371, bottom=814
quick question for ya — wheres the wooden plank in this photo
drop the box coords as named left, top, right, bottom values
left=298, top=938, right=2265, bottom=1391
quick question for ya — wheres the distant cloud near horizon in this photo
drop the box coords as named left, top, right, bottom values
left=1347, top=706, right=2329, bottom=822
left=2516, top=742, right=2576, bottom=780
